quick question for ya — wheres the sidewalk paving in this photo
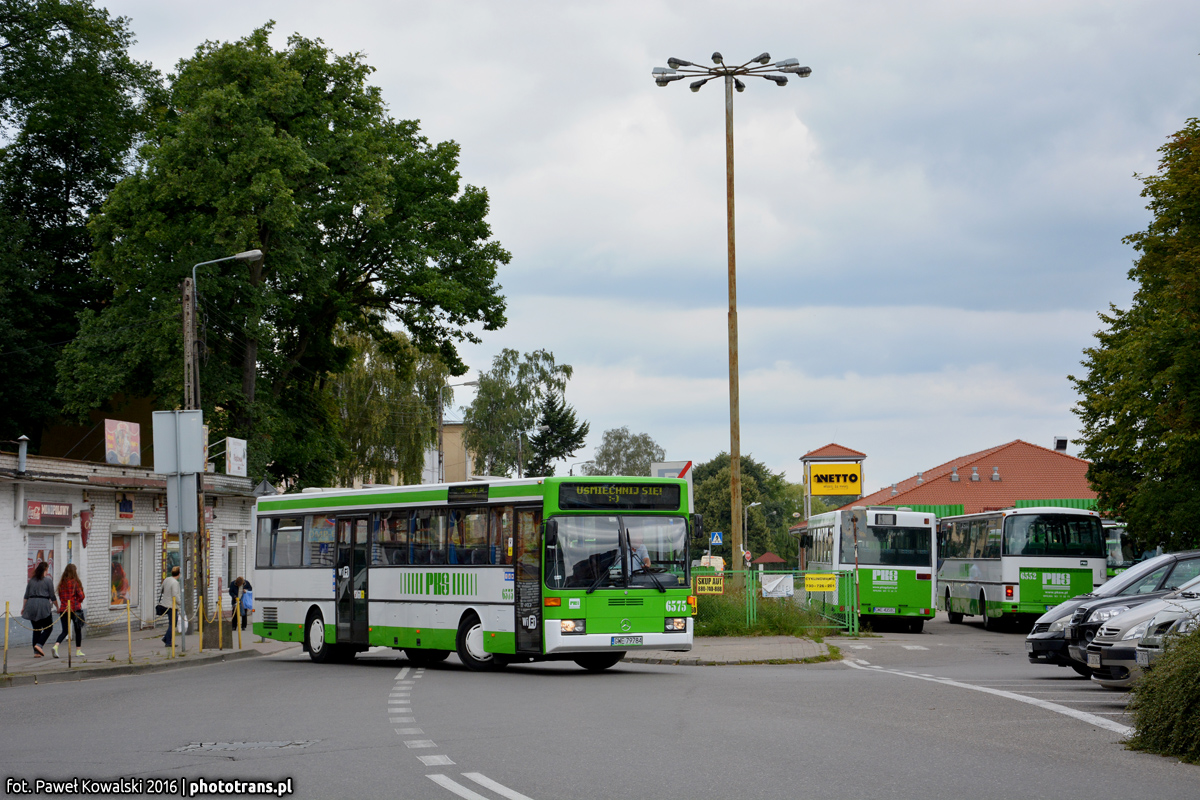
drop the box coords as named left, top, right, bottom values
left=0, top=622, right=299, bottom=689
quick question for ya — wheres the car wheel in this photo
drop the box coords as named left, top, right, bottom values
left=306, top=611, right=333, bottom=663
left=455, top=612, right=497, bottom=672
left=574, top=653, right=625, bottom=672
left=946, top=591, right=964, bottom=624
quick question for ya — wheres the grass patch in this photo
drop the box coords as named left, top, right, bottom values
left=694, top=588, right=830, bottom=638
left=1127, top=629, right=1200, bottom=763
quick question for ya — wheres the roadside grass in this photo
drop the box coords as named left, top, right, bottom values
left=694, top=589, right=833, bottom=639
left=1127, top=629, right=1200, bottom=764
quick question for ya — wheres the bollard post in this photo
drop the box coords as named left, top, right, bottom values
left=236, top=599, right=242, bottom=650
left=67, top=601, right=72, bottom=669
left=217, top=593, right=223, bottom=651
left=127, top=601, right=132, bottom=663
left=171, top=597, right=176, bottom=659
left=3, top=601, right=9, bottom=675
left=198, top=584, right=204, bottom=654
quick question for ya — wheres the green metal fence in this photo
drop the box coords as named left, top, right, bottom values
left=698, top=569, right=860, bottom=635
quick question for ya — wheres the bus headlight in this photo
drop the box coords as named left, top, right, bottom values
left=665, top=617, right=687, bottom=632
left=560, top=619, right=585, bottom=635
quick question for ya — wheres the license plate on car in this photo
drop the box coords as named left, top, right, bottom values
left=1087, top=652, right=1101, bottom=669
left=1136, top=650, right=1149, bottom=667
left=611, top=636, right=643, bottom=646
left=1025, top=640, right=1034, bottom=652
left=874, top=607, right=897, bottom=614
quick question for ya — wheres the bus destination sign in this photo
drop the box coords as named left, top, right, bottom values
left=447, top=484, right=489, bottom=504
left=558, top=483, right=681, bottom=511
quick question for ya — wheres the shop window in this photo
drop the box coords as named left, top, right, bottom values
left=110, top=534, right=138, bottom=607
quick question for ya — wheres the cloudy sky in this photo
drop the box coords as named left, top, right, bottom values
left=107, top=1, right=1200, bottom=491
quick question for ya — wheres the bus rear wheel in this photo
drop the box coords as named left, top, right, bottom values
left=307, top=612, right=333, bottom=663
left=455, top=613, right=498, bottom=672
left=908, top=618, right=925, bottom=634
left=574, top=653, right=625, bottom=672
left=946, top=591, right=964, bottom=624
left=980, top=593, right=998, bottom=631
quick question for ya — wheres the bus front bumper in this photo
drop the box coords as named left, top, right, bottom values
left=543, top=620, right=693, bottom=655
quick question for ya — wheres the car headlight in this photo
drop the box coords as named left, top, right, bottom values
left=560, top=619, right=586, bottom=635
left=1175, top=616, right=1198, bottom=636
left=664, top=617, right=687, bottom=632
left=1048, top=617, right=1068, bottom=633
left=1121, top=621, right=1149, bottom=641
left=1089, top=605, right=1130, bottom=623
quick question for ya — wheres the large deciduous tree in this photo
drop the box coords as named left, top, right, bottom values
left=583, top=427, right=665, bottom=477
left=0, top=0, right=158, bottom=446
left=462, top=349, right=573, bottom=477
left=56, top=25, right=509, bottom=485
left=692, top=453, right=804, bottom=562
left=1071, top=118, right=1200, bottom=551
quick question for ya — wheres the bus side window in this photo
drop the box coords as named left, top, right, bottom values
left=307, top=515, right=336, bottom=567
left=985, top=520, right=1002, bottom=559
left=490, top=506, right=513, bottom=565
left=256, top=518, right=273, bottom=567
left=376, top=512, right=407, bottom=565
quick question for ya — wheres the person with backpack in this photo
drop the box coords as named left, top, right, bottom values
left=229, top=576, right=254, bottom=630
left=53, top=563, right=85, bottom=658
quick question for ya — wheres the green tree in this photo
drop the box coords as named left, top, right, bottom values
left=1071, top=118, right=1200, bottom=551
left=330, top=330, right=445, bottom=487
left=583, top=427, right=665, bottom=477
left=692, top=453, right=804, bottom=561
left=0, top=0, right=158, bottom=446
left=56, top=25, right=509, bottom=486
left=525, top=393, right=589, bottom=477
left=462, top=348, right=572, bottom=476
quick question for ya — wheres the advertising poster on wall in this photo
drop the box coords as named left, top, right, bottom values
left=27, top=535, right=54, bottom=580
left=117, top=492, right=134, bottom=520
left=104, top=419, right=142, bottom=465
left=226, top=437, right=248, bottom=477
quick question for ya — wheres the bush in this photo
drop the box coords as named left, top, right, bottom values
left=694, top=589, right=825, bottom=638
left=1127, top=629, right=1200, bottom=763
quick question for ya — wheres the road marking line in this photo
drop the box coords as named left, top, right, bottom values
left=390, top=692, right=411, bottom=697
left=389, top=717, right=415, bottom=723
left=847, top=645, right=872, bottom=650
left=405, top=740, right=437, bottom=748
left=841, top=660, right=1133, bottom=735
left=395, top=728, right=424, bottom=735
left=396, top=668, right=410, bottom=680
left=427, top=775, right=488, bottom=800
left=855, top=659, right=870, bottom=665
left=420, top=756, right=456, bottom=767
left=462, top=772, right=535, bottom=800
left=902, top=645, right=928, bottom=650
left=919, top=674, right=935, bottom=677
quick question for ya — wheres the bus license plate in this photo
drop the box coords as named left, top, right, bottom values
left=611, top=636, right=643, bottom=646
left=1087, top=652, right=1101, bottom=669
left=874, top=607, right=896, bottom=614
left=1136, top=650, right=1149, bottom=667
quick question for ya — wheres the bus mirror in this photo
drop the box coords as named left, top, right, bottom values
left=692, top=514, right=705, bottom=542
left=544, top=519, right=558, bottom=548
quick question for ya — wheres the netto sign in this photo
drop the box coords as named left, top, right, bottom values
left=809, top=463, right=862, bottom=496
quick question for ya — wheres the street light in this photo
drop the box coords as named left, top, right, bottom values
left=517, top=424, right=551, bottom=479
left=438, top=380, right=478, bottom=483
left=188, top=249, right=265, bottom=411
left=653, top=52, right=812, bottom=577
left=569, top=461, right=592, bottom=476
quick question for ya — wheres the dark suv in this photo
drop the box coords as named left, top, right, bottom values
left=1064, top=550, right=1200, bottom=667
left=1027, top=550, right=1200, bottom=674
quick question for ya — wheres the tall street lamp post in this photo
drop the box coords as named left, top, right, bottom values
left=439, top=380, right=478, bottom=483
left=652, top=52, right=811, bottom=574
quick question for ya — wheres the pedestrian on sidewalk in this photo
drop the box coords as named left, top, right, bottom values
left=53, top=563, right=86, bottom=658
left=22, top=561, right=58, bottom=658
left=160, top=566, right=182, bottom=648
left=229, top=577, right=253, bottom=630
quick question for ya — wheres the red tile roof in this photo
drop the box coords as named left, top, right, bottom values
left=802, top=443, right=867, bottom=460
left=751, top=551, right=787, bottom=564
left=841, top=440, right=1094, bottom=515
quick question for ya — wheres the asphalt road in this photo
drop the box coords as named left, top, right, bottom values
left=1, top=614, right=1195, bottom=800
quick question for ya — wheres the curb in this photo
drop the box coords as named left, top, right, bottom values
left=0, top=647, right=266, bottom=689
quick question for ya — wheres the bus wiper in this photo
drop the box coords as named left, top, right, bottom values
left=632, top=550, right=667, bottom=593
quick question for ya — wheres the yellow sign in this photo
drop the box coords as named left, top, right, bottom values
left=694, top=575, right=725, bottom=594
left=804, top=573, right=837, bottom=592
left=809, top=463, right=862, bottom=496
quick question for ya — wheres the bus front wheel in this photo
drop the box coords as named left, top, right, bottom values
left=307, top=612, right=333, bottom=663
left=946, top=591, right=963, bottom=624
left=455, top=613, right=498, bottom=672
left=574, top=653, right=625, bottom=672
left=405, top=647, right=451, bottom=665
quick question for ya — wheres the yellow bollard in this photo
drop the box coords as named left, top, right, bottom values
left=171, top=597, right=176, bottom=659
left=236, top=599, right=242, bottom=650
left=198, top=586, right=204, bottom=654
left=4, top=601, right=9, bottom=675
left=217, top=593, right=224, bottom=651
left=126, top=600, right=132, bottom=664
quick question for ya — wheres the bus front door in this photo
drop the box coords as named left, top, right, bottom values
left=513, top=507, right=543, bottom=654
left=336, top=517, right=370, bottom=645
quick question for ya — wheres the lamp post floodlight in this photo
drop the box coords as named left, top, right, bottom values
left=651, top=49, right=812, bottom=583
left=438, top=379, right=478, bottom=483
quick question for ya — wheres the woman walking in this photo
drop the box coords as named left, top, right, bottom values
left=53, top=563, right=85, bottom=658
left=21, top=562, right=57, bottom=657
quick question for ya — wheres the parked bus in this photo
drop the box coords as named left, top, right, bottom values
left=803, top=506, right=937, bottom=633
left=1103, top=521, right=1138, bottom=578
left=251, top=476, right=695, bottom=671
left=938, top=506, right=1106, bottom=630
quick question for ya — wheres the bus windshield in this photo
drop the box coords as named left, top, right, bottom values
left=842, top=526, right=933, bottom=567
left=545, top=515, right=688, bottom=590
left=1003, top=514, right=1105, bottom=557
left=1106, top=528, right=1137, bottom=568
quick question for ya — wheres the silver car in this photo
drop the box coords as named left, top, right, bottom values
left=1084, top=573, right=1200, bottom=689
left=1134, top=594, right=1200, bottom=670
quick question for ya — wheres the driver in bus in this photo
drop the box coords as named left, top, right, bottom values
left=629, top=531, right=652, bottom=571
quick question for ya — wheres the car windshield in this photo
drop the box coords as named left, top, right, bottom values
left=1003, top=514, right=1105, bottom=557
left=841, top=525, right=933, bottom=567
left=544, top=515, right=688, bottom=590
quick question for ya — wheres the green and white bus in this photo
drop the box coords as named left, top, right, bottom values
left=251, top=476, right=696, bottom=671
left=803, top=506, right=937, bottom=633
left=937, top=506, right=1106, bottom=629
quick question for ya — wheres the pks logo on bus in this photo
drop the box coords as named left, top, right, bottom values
left=872, top=569, right=898, bottom=584
left=1042, top=573, right=1069, bottom=586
